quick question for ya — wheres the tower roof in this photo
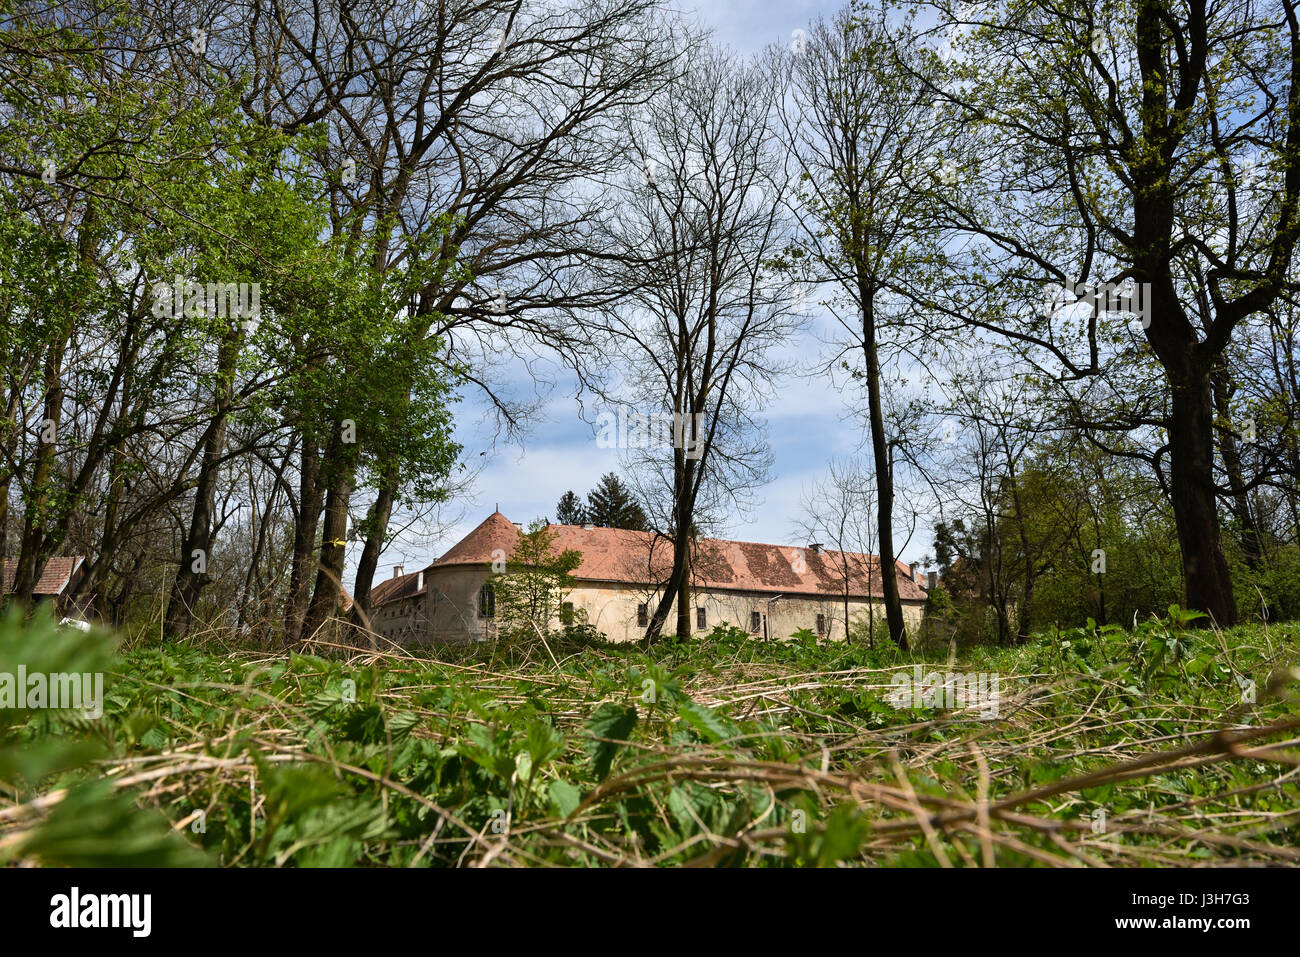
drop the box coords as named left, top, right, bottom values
left=431, top=511, right=521, bottom=569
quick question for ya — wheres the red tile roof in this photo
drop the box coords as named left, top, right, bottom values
left=427, top=512, right=926, bottom=602
left=1, top=556, right=84, bottom=596
left=431, top=511, right=520, bottom=568
left=369, top=568, right=427, bottom=606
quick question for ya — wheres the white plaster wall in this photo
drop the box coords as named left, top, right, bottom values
left=399, top=567, right=924, bottom=645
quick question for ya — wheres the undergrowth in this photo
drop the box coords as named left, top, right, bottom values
left=2, top=608, right=1298, bottom=866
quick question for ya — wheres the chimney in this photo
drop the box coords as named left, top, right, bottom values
left=392, top=564, right=404, bottom=579
left=809, top=543, right=823, bottom=554
left=909, top=562, right=919, bottom=582
left=927, top=571, right=938, bottom=591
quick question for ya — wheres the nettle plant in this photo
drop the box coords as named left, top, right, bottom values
left=1048, top=605, right=1256, bottom=698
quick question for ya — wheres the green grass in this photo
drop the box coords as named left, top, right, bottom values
left=2, top=608, right=1298, bottom=866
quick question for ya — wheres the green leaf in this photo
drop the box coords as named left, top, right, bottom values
left=549, top=779, right=582, bottom=818
left=583, top=702, right=638, bottom=780
left=524, top=719, right=565, bottom=768
left=677, top=699, right=739, bottom=744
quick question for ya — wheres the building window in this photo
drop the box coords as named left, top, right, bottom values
left=637, top=603, right=648, bottom=627
left=696, top=606, right=706, bottom=629
left=478, top=584, right=495, bottom=618
left=561, top=601, right=574, bottom=625
left=816, top=613, right=826, bottom=636
left=750, top=611, right=761, bottom=633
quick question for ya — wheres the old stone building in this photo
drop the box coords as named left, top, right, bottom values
left=370, top=511, right=928, bottom=645
left=366, top=564, right=429, bottom=643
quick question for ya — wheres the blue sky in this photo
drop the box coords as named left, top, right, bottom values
left=371, top=0, right=935, bottom=579
left=684, top=0, right=834, bottom=53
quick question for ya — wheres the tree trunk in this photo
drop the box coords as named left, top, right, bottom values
left=643, top=525, right=689, bottom=646
left=165, top=335, right=238, bottom=638
left=109, top=550, right=145, bottom=627
left=11, top=340, right=67, bottom=603
left=1019, top=576, right=1035, bottom=640
left=1211, top=365, right=1261, bottom=567
left=11, top=203, right=95, bottom=604
left=1093, top=524, right=1108, bottom=626
left=860, top=291, right=907, bottom=650
left=642, top=452, right=696, bottom=646
left=1128, top=0, right=1239, bottom=627
left=352, top=471, right=397, bottom=618
left=1004, top=454, right=1035, bottom=640
left=302, top=441, right=354, bottom=641
left=1168, top=369, right=1238, bottom=625
left=0, top=472, right=10, bottom=606
left=163, top=439, right=223, bottom=637
left=283, top=434, right=323, bottom=645
left=87, top=440, right=127, bottom=619
left=675, top=533, right=691, bottom=640
left=843, top=564, right=850, bottom=645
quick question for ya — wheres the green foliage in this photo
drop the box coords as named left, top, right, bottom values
left=936, top=441, right=1186, bottom=639
left=555, top=490, right=587, bottom=525
left=583, top=702, right=639, bottom=780
left=925, top=584, right=955, bottom=618
left=1228, top=543, right=1300, bottom=626
left=2, top=605, right=1297, bottom=867
left=584, top=473, right=648, bottom=530
left=0, top=608, right=206, bottom=866
left=916, top=585, right=959, bottom=649
left=0, top=7, right=466, bottom=633
left=489, top=519, right=584, bottom=642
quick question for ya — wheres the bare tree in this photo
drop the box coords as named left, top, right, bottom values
left=793, top=459, right=876, bottom=644
left=772, top=6, right=944, bottom=648
left=589, top=45, right=800, bottom=643
left=226, top=0, right=680, bottom=639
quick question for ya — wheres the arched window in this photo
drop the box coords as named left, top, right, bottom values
left=478, top=584, right=496, bottom=618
